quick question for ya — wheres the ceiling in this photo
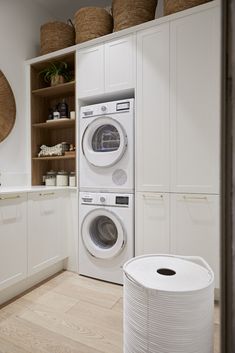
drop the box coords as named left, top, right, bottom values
left=35, top=0, right=111, bottom=21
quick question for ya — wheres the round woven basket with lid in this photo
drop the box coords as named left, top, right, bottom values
left=74, top=7, right=113, bottom=44
left=164, top=0, right=211, bottom=16
left=40, top=21, right=75, bottom=55
left=112, top=0, right=158, bottom=32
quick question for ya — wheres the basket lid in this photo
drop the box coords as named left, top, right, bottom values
left=123, top=255, right=214, bottom=292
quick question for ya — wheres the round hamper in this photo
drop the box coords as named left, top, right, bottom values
left=112, top=0, right=158, bottom=32
left=74, top=7, right=113, bottom=44
left=123, top=255, right=214, bottom=353
left=40, top=21, right=75, bottom=55
left=164, top=0, right=211, bottom=16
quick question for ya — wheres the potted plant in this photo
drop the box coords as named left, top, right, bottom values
left=39, top=61, right=71, bottom=86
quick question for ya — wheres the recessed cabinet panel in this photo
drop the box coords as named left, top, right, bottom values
left=136, top=24, right=170, bottom=192
left=77, top=45, right=105, bottom=99
left=105, top=35, right=135, bottom=92
left=170, top=8, right=220, bottom=194
left=171, top=194, right=220, bottom=288
left=136, top=192, right=170, bottom=256
left=28, top=191, right=68, bottom=275
left=0, top=194, right=27, bottom=290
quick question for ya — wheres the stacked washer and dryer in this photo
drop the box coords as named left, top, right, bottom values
left=78, top=99, right=135, bottom=284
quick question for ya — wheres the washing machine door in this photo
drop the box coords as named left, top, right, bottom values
left=82, top=117, right=128, bottom=168
left=82, top=209, right=126, bottom=259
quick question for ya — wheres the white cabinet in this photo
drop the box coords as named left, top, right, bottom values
left=28, top=191, right=68, bottom=275
left=171, top=194, right=220, bottom=288
left=105, top=35, right=135, bottom=93
left=170, top=8, right=220, bottom=194
left=77, top=35, right=135, bottom=99
left=136, top=192, right=170, bottom=256
left=77, top=45, right=105, bottom=98
left=0, top=193, right=27, bottom=290
left=136, top=23, right=170, bottom=192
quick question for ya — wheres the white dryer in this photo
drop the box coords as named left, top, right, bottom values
left=80, top=99, right=134, bottom=193
left=79, top=192, right=134, bottom=284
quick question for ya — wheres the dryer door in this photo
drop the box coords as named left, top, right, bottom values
left=82, top=117, right=128, bottom=168
left=82, top=208, right=126, bottom=259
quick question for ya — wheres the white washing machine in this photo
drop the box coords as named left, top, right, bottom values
left=80, top=99, right=134, bottom=193
left=79, top=191, right=134, bottom=284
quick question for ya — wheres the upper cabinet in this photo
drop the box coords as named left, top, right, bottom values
left=170, top=7, right=221, bottom=194
left=136, top=23, right=170, bottom=193
left=77, top=35, right=136, bottom=99
left=136, top=7, right=220, bottom=194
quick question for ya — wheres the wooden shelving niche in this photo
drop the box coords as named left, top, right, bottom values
left=30, top=52, right=76, bottom=186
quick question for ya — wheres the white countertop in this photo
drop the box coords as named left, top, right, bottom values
left=0, top=186, right=77, bottom=195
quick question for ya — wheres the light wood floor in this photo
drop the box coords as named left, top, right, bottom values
left=0, top=271, right=220, bottom=353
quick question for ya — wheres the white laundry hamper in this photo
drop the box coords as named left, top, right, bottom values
left=123, top=254, right=214, bottom=353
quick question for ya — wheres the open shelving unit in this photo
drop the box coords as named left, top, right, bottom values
left=30, top=52, right=76, bottom=186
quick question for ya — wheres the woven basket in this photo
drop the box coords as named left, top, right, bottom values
left=164, top=0, right=211, bottom=16
left=74, top=7, right=113, bottom=44
left=40, top=21, right=75, bottom=55
left=112, top=0, right=158, bottom=32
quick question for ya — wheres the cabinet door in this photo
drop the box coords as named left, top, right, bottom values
left=77, top=45, right=105, bottom=99
left=28, top=191, right=68, bottom=275
left=0, top=193, right=27, bottom=290
left=136, top=192, right=170, bottom=256
left=170, top=8, right=221, bottom=194
left=171, top=194, right=220, bottom=288
left=105, top=35, right=135, bottom=93
left=136, top=24, right=170, bottom=192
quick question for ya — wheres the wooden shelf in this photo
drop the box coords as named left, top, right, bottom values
left=32, top=81, right=75, bottom=97
left=32, top=119, right=75, bottom=129
left=32, top=154, right=75, bottom=161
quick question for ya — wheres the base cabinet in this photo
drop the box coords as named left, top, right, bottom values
left=171, top=193, right=220, bottom=288
left=135, top=192, right=170, bottom=256
left=28, top=191, right=69, bottom=275
left=0, top=193, right=27, bottom=290
left=135, top=192, right=220, bottom=288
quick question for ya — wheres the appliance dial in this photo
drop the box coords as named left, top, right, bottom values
left=101, top=105, right=107, bottom=112
left=100, top=196, right=106, bottom=203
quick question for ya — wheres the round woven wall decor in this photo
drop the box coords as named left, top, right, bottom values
left=0, top=71, right=16, bottom=143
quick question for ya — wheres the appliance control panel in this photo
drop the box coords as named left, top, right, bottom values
left=80, top=99, right=134, bottom=118
left=80, top=192, right=130, bottom=207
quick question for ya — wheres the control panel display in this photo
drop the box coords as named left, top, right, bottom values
left=116, top=196, right=129, bottom=205
left=116, top=102, right=130, bottom=111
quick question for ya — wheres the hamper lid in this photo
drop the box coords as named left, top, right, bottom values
left=123, top=255, right=214, bottom=292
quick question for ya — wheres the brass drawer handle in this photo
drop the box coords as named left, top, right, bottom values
left=0, top=195, right=21, bottom=201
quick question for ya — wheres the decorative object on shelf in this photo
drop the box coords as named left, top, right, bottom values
left=164, top=0, right=211, bottom=15
left=38, top=143, right=66, bottom=157
left=61, top=142, right=70, bottom=153
left=74, top=7, right=113, bottom=44
left=53, top=105, right=60, bottom=119
left=39, top=62, right=72, bottom=87
left=69, top=172, right=76, bottom=187
left=0, top=71, right=16, bottom=143
left=40, top=20, right=75, bottom=55
left=70, top=111, right=76, bottom=120
left=56, top=171, right=69, bottom=186
left=43, top=170, right=57, bottom=186
left=58, top=99, right=69, bottom=118
left=112, top=0, right=158, bottom=32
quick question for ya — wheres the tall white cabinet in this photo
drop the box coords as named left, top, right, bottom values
left=135, top=5, right=221, bottom=287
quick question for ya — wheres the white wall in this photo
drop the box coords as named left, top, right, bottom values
left=0, top=0, right=51, bottom=186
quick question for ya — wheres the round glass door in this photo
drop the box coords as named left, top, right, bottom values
left=82, top=209, right=126, bottom=259
left=82, top=117, right=128, bottom=167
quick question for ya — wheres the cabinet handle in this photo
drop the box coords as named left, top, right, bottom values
left=183, top=195, right=207, bottom=201
left=0, top=195, right=20, bottom=201
left=39, top=192, right=55, bottom=197
left=143, top=194, right=163, bottom=200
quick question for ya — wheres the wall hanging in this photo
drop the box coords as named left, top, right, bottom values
left=112, top=0, right=158, bottom=32
left=164, top=0, right=211, bottom=16
left=0, top=71, right=16, bottom=143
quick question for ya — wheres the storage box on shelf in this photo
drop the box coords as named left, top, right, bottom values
left=30, top=53, right=76, bottom=186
